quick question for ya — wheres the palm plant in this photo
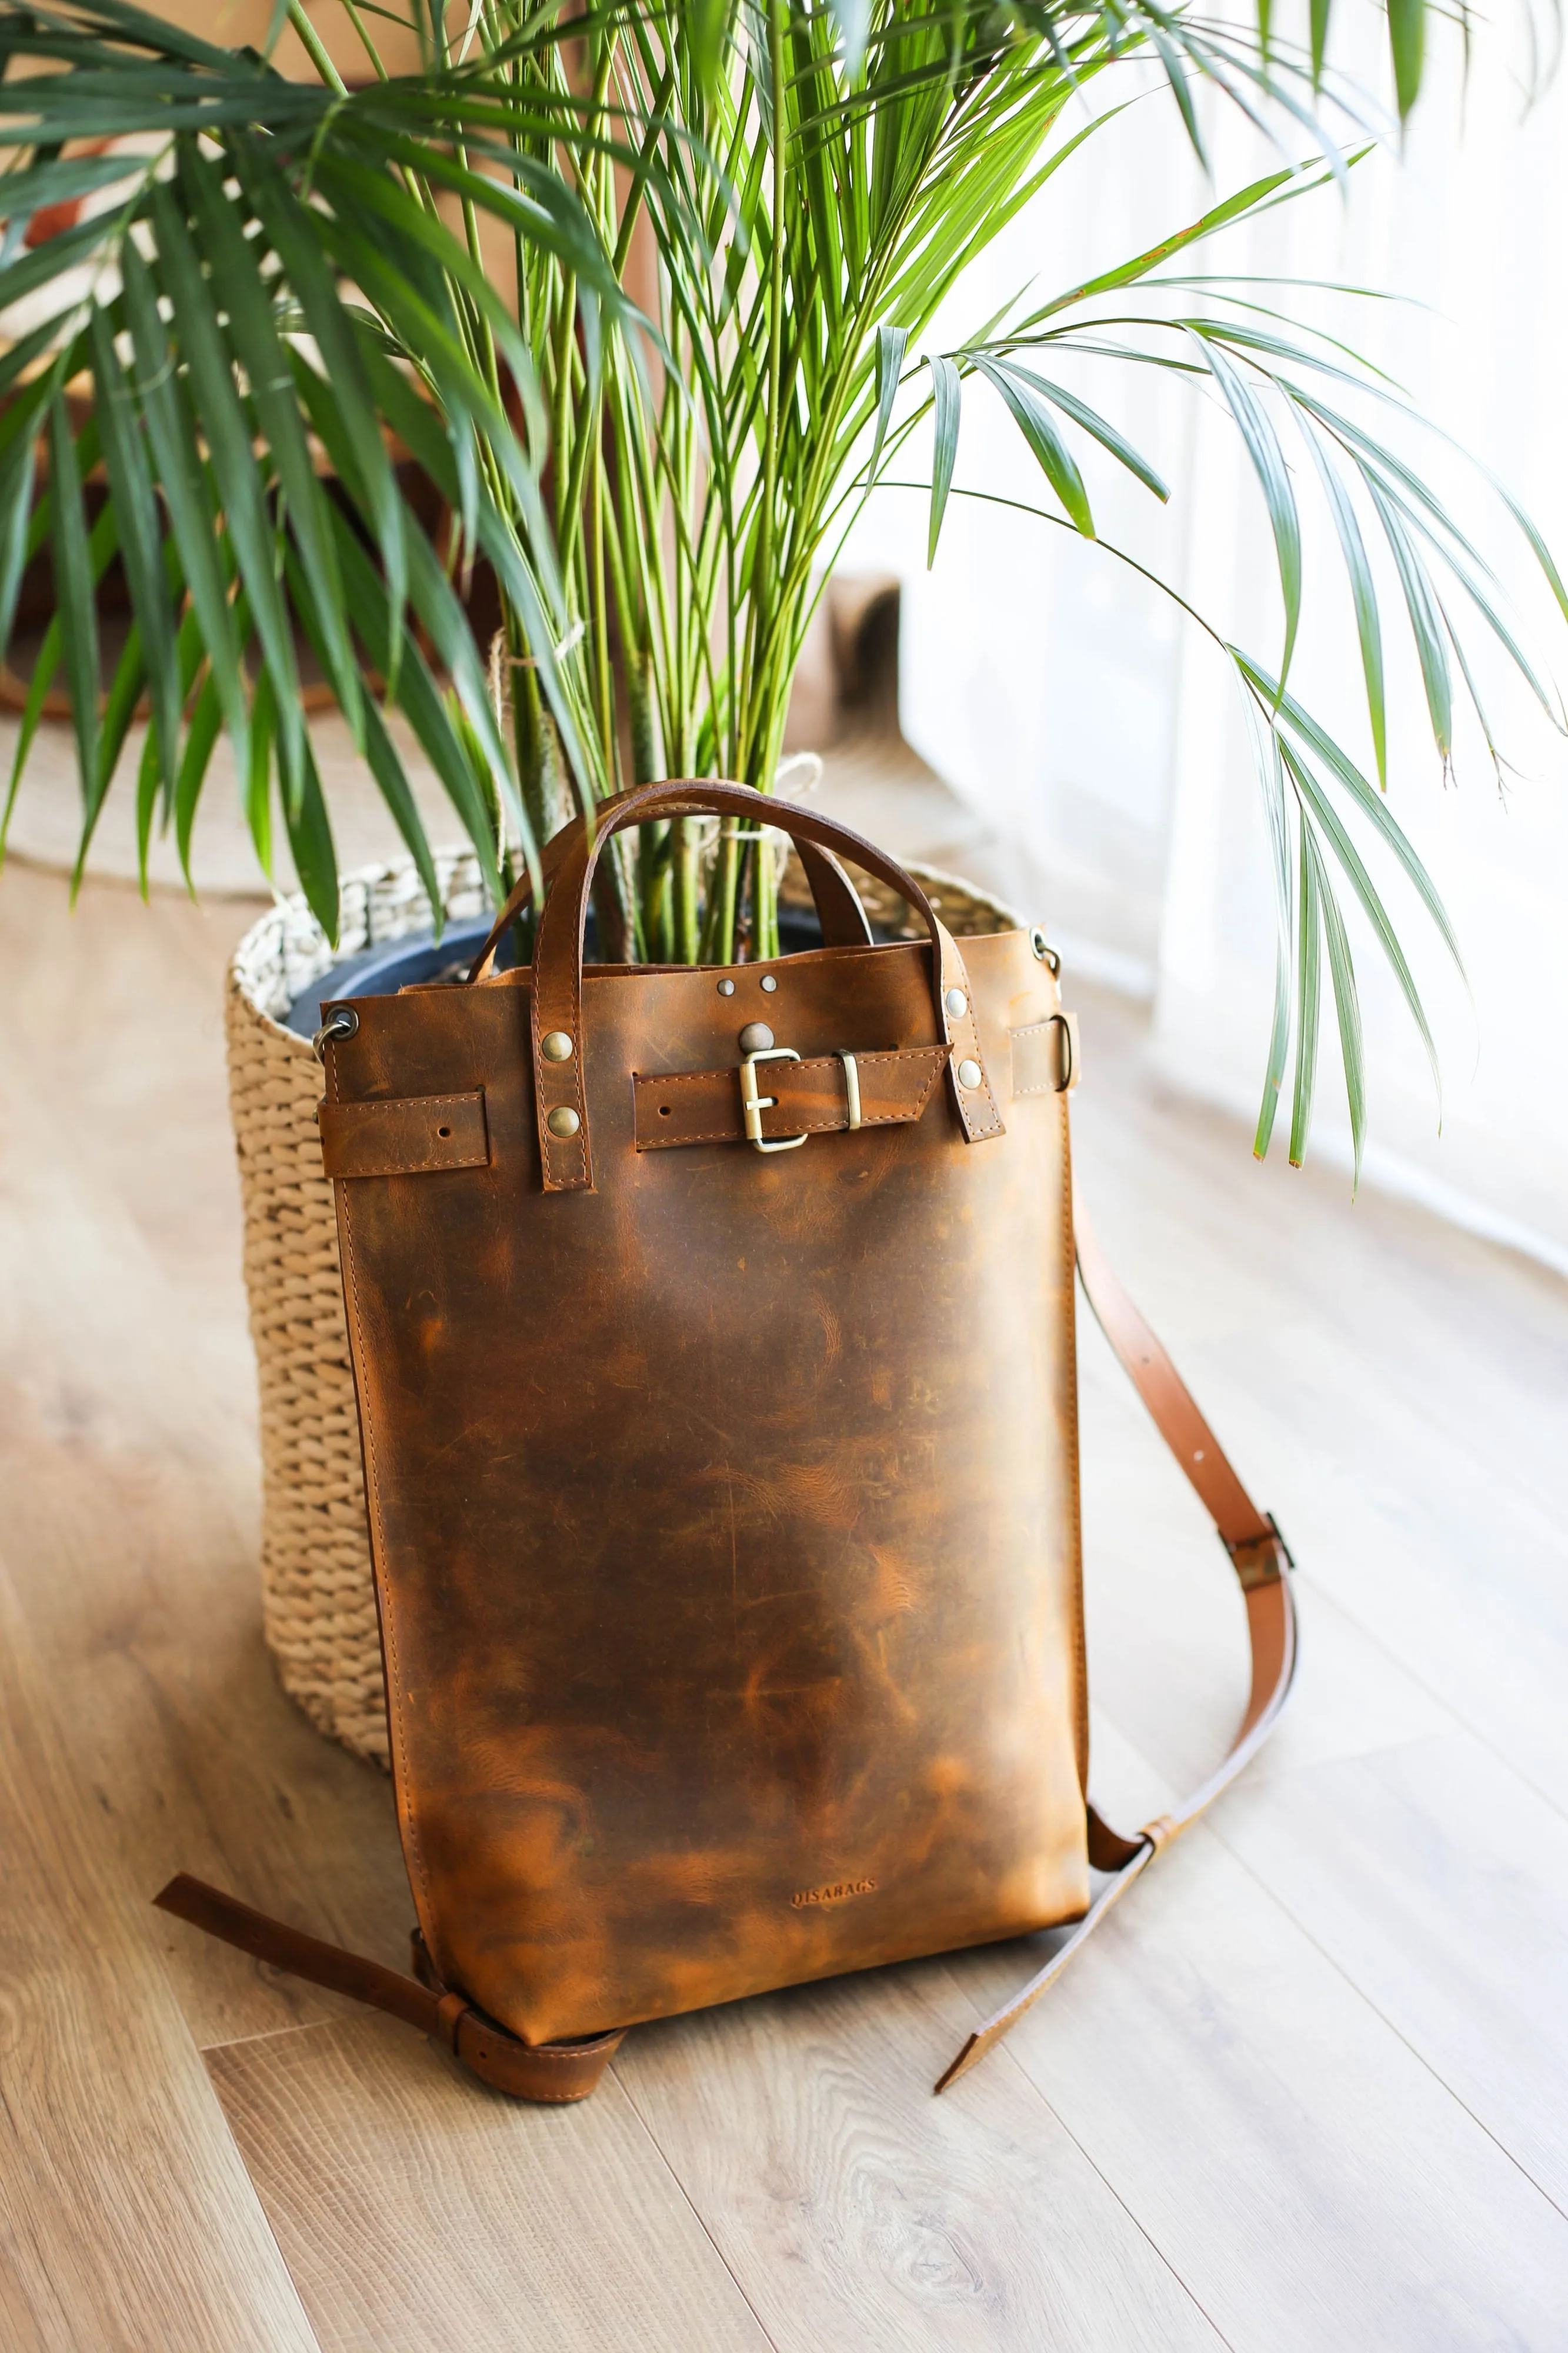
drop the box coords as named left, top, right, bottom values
left=0, top=0, right=1561, bottom=1162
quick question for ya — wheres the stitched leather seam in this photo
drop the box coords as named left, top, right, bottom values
left=505, top=2082, right=600, bottom=2104
left=328, top=1061, right=435, bottom=1929
left=335, top=1149, right=489, bottom=1176
left=936, top=923, right=1003, bottom=1139
left=638, top=1099, right=927, bottom=1148
left=328, top=1092, right=479, bottom=1116
left=347, top=1148, right=488, bottom=1173
left=633, top=1049, right=941, bottom=1091
left=1060, top=1081, right=1090, bottom=1799
left=537, top=958, right=590, bottom=1190
left=1011, top=1020, right=1072, bottom=1100
left=535, top=864, right=592, bottom=1188
left=633, top=1052, right=943, bottom=1148
left=323, top=1094, right=489, bottom=1178
left=462, top=2045, right=612, bottom=2074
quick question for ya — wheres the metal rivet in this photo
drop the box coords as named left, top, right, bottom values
left=739, top=1022, right=775, bottom=1054
left=718, top=978, right=736, bottom=996
left=944, top=988, right=968, bottom=1019
left=1029, top=925, right=1060, bottom=973
left=957, top=1058, right=983, bottom=1091
left=546, top=1106, right=581, bottom=1139
left=760, top=973, right=778, bottom=993
left=541, top=1029, right=574, bottom=1062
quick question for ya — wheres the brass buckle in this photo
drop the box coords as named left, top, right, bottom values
left=739, top=1046, right=808, bottom=1154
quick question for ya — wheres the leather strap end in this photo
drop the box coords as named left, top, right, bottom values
left=155, top=1872, right=222, bottom=1930
left=319, top=1091, right=489, bottom=1181
left=933, top=2029, right=986, bottom=2097
left=936, top=919, right=1005, bottom=1144
left=933, top=1841, right=1157, bottom=2095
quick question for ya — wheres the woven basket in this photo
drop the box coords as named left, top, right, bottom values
left=229, top=844, right=1021, bottom=1767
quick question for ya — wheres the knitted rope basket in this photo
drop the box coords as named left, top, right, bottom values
left=228, top=841, right=1022, bottom=1768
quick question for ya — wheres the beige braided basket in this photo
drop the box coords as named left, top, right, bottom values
left=229, top=842, right=1017, bottom=1768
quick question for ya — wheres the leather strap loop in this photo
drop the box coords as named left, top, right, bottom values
left=933, top=1189, right=1297, bottom=2093
left=523, top=780, right=1002, bottom=1191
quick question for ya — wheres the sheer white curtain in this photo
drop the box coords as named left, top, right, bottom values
left=841, top=28, right=1568, bottom=1271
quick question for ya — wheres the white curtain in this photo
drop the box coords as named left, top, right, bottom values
left=841, top=25, right=1568, bottom=1272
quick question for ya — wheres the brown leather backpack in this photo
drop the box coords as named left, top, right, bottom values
left=159, top=781, right=1296, bottom=2101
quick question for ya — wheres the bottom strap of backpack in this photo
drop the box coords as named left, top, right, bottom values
left=152, top=1874, right=622, bottom=2104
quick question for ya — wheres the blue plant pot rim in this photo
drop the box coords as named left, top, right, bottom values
left=283, top=906, right=832, bottom=1039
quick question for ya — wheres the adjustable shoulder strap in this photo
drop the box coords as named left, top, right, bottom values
left=934, top=1189, right=1298, bottom=2093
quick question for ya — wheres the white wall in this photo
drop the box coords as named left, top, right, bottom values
left=843, top=25, right=1568, bottom=1271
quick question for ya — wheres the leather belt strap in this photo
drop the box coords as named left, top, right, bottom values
left=634, top=1045, right=948, bottom=1151
left=932, top=1189, right=1298, bottom=2092
left=152, top=1874, right=623, bottom=2103
left=319, top=1091, right=490, bottom=1181
left=152, top=1189, right=1292, bottom=2105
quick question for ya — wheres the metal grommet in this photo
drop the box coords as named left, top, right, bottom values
left=739, top=1022, right=775, bottom=1054
left=944, top=988, right=968, bottom=1018
left=1029, top=925, right=1061, bottom=975
left=312, top=1005, right=358, bottom=1062
left=760, top=973, right=778, bottom=994
left=546, top=1106, right=581, bottom=1139
left=541, top=1030, right=575, bottom=1062
left=718, top=978, right=736, bottom=996
left=957, top=1057, right=983, bottom=1091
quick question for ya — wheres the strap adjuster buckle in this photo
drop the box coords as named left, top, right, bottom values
left=739, top=1046, right=808, bottom=1154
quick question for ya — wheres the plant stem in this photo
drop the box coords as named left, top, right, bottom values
left=748, top=0, right=789, bottom=798
left=285, top=0, right=346, bottom=96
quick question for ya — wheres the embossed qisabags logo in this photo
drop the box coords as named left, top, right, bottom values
left=791, top=1878, right=876, bottom=1908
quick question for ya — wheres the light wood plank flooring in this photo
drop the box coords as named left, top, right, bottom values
left=3, top=848, right=1566, bottom=2349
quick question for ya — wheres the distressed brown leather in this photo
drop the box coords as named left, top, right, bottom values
left=319, top=1089, right=489, bottom=1179
left=161, top=781, right=1295, bottom=2102
left=632, top=1041, right=950, bottom=1151
left=324, top=785, right=1077, bottom=2049
left=1011, top=1011, right=1080, bottom=1098
left=508, top=779, right=1007, bottom=1189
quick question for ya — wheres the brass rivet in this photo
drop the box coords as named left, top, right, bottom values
left=957, top=1058, right=983, bottom=1091
left=541, top=1030, right=574, bottom=1062
left=718, top=978, right=736, bottom=996
left=739, top=1022, right=774, bottom=1054
left=945, top=988, right=968, bottom=1018
left=760, top=973, right=778, bottom=993
left=546, top=1106, right=581, bottom=1139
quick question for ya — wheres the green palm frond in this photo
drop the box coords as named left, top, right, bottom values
left=0, top=0, right=1559, bottom=1162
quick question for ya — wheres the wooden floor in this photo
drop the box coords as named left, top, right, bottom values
left=4, top=851, right=1567, bottom=2350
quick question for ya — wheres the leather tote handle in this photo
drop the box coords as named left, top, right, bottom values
left=518, top=778, right=1005, bottom=1192
left=466, top=781, right=874, bottom=982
